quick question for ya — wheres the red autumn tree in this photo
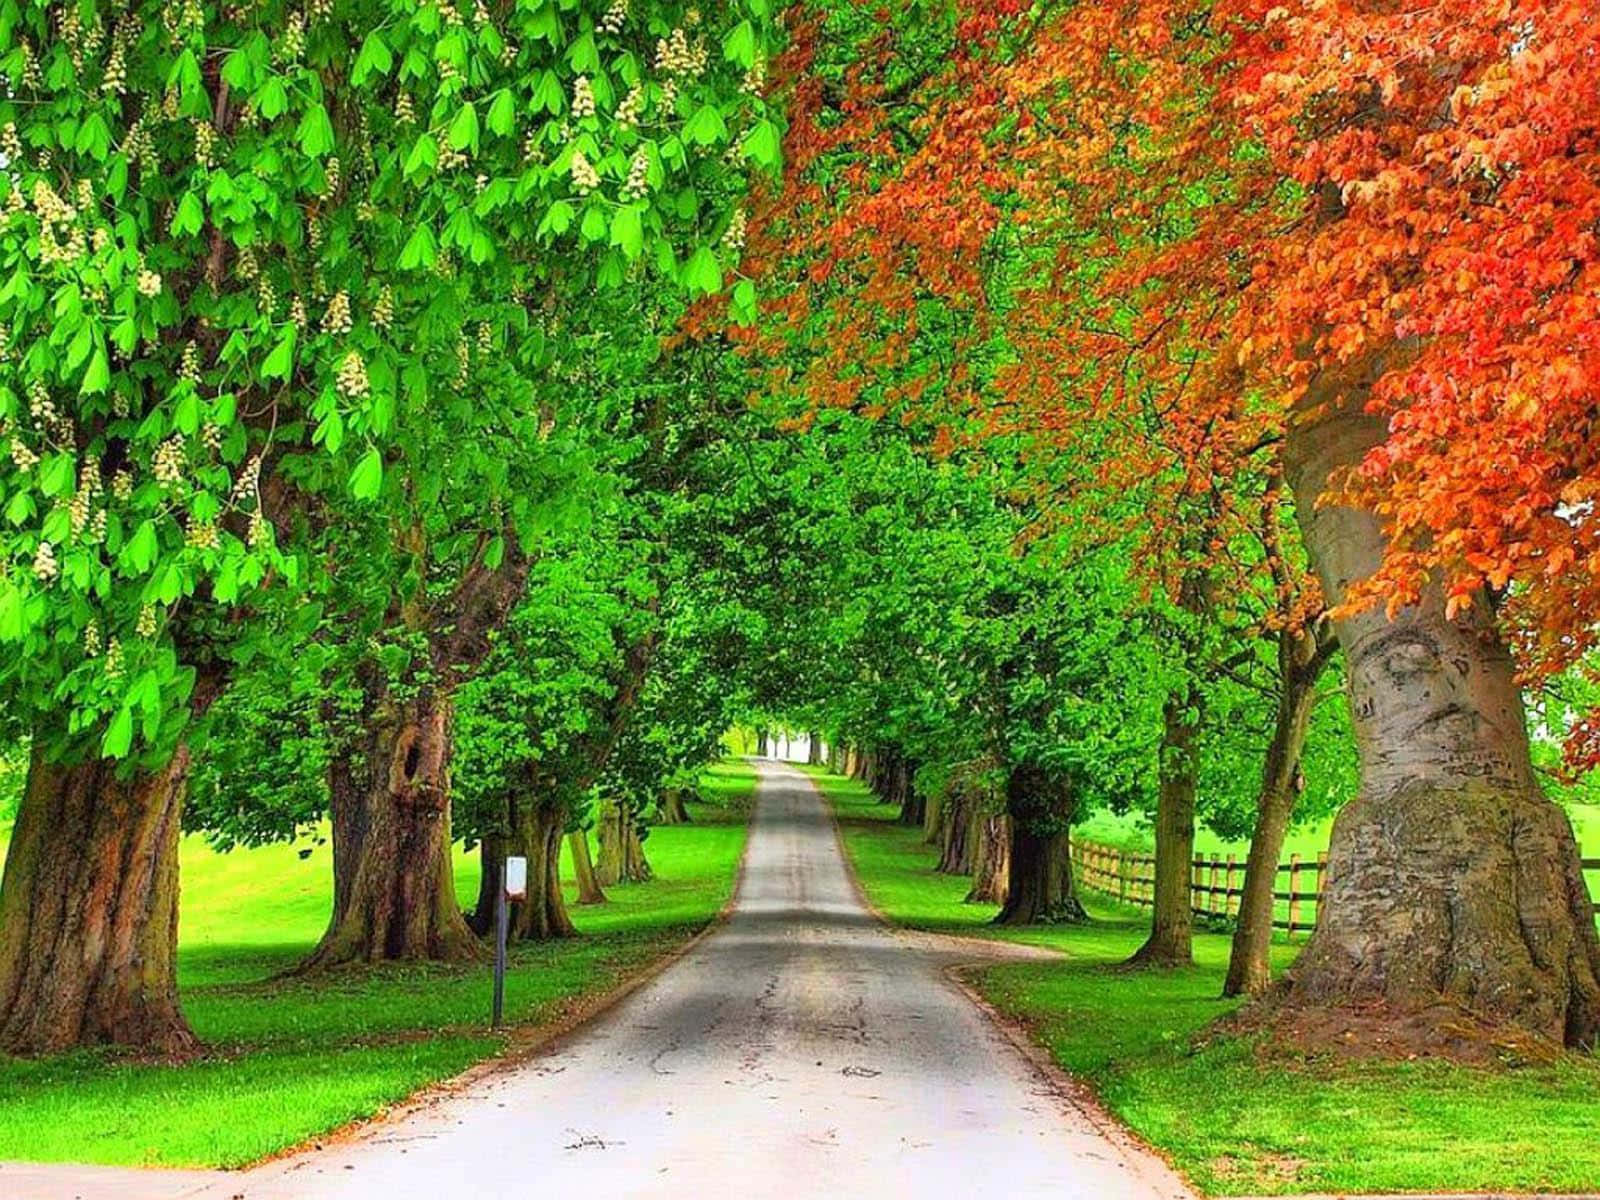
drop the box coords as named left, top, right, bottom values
left=760, top=0, right=1600, bottom=1049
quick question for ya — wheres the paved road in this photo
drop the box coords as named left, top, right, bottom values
left=5, top=761, right=1190, bottom=1200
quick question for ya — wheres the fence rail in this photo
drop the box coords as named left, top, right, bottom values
left=1071, top=842, right=1600, bottom=939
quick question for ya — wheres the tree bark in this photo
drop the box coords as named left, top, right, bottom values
left=510, top=799, right=575, bottom=940
left=596, top=798, right=653, bottom=886
left=756, top=730, right=769, bottom=757
left=656, top=788, right=692, bottom=825
left=936, top=786, right=974, bottom=874
left=467, top=830, right=507, bottom=937
left=995, top=764, right=1085, bottom=925
left=1223, top=626, right=1324, bottom=997
left=996, top=825, right=1084, bottom=924
left=300, top=694, right=481, bottom=970
left=807, top=731, right=824, bottom=765
left=1128, top=686, right=1200, bottom=967
left=568, top=829, right=607, bottom=905
left=967, top=811, right=1011, bottom=905
left=0, top=746, right=196, bottom=1055
left=1278, top=355, right=1600, bottom=1047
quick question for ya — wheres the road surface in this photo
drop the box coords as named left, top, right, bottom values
left=5, top=760, right=1190, bottom=1200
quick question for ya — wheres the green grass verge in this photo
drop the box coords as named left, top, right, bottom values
left=818, top=767, right=1600, bottom=1197
left=0, top=759, right=757, bottom=1169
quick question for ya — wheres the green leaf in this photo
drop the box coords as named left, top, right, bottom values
left=684, top=246, right=723, bottom=296
left=40, top=454, right=74, bottom=498
left=684, top=104, right=728, bottom=147
left=257, top=77, right=289, bottom=120
left=404, top=133, right=439, bottom=177
left=296, top=103, right=336, bottom=157
left=174, top=390, right=201, bottom=436
left=102, top=706, right=134, bottom=759
left=722, top=20, right=757, bottom=68
left=80, top=347, right=110, bottom=395
left=486, top=88, right=516, bottom=137
left=171, top=192, right=205, bottom=237
left=352, top=32, right=394, bottom=85
left=609, top=205, right=643, bottom=258
left=483, top=535, right=505, bottom=569
left=398, top=224, right=438, bottom=269
left=350, top=448, right=383, bottom=500
left=742, top=118, right=782, bottom=169
left=539, top=200, right=575, bottom=237
left=580, top=204, right=607, bottom=243
left=448, top=103, right=480, bottom=152
left=261, top=326, right=296, bottom=381
left=126, top=521, right=158, bottom=573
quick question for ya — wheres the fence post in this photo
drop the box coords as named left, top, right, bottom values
left=1224, top=854, right=1237, bottom=917
left=1118, top=849, right=1129, bottom=904
left=1206, top=858, right=1219, bottom=916
left=1288, top=854, right=1304, bottom=936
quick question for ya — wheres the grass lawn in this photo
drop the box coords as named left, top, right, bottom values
left=0, top=758, right=757, bottom=1169
left=817, top=767, right=1600, bottom=1197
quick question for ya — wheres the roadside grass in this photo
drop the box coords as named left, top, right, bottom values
left=0, top=759, right=756, bottom=1169
left=817, top=767, right=1600, bottom=1197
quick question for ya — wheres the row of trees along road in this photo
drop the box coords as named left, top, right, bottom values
left=0, top=0, right=1597, bottom=1071
left=0, top=0, right=785, bottom=1054
left=747, top=0, right=1600, bottom=1052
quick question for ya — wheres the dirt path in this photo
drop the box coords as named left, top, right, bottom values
left=8, top=761, right=1192, bottom=1200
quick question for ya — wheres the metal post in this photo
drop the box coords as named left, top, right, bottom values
left=493, top=882, right=508, bottom=1028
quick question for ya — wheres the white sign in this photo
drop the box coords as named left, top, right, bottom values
left=504, top=856, right=528, bottom=901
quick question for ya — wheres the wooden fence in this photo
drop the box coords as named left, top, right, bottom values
left=1072, top=839, right=1600, bottom=939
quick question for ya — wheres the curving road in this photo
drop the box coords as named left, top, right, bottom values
left=8, top=760, right=1191, bottom=1200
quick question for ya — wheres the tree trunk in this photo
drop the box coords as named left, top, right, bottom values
left=995, top=764, right=1085, bottom=925
left=756, top=730, right=769, bottom=757
left=568, top=829, right=607, bottom=905
left=1278, top=356, right=1600, bottom=1047
left=923, top=786, right=944, bottom=847
left=807, top=731, right=823, bottom=765
left=829, top=743, right=846, bottom=773
left=996, top=825, right=1084, bottom=924
left=1128, top=689, right=1200, bottom=967
left=657, top=788, right=692, bottom=825
left=510, top=799, right=575, bottom=940
left=467, top=831, right=507, bottom=937
left=1223, top=626, right=1322, bottom=997
left=596, top=799, right=653, bottom=886
left=936, top=787, right=973, bottom=874
left=0, top=747, right=196, bottom=1055
left=300, top=694, right=481, bottom=970
left=967, top=811, right=1011, bottom=905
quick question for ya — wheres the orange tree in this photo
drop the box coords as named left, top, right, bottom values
left=759, top=0, right=1600, bottom=1048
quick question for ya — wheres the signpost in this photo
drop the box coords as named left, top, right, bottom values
left=494, top=855, right=528, bottom=1028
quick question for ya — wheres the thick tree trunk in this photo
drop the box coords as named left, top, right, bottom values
left=1224, top=627, right=1322, bottom=997
left=467, top=831, right=507, bottom=937
left=936, top=787, right=974, bottom=874
left=300, top=694, right=480, bottom=970
left=923, top=786, right=944, bottom=847
left=829, top=743, right=846, bottom=774
left=510, top=800, right=575, bottom=940
left=996, top=826, right=1084, bottom=924
left=568, top=829, right=607, bottom=905
left=1128, top=689, right=1199, bottom=967
left=807, top=732, right=824, bottom=765
left=0, top=747, right=195, bottom=1055
left=967, top=811, right=1011, bottom=905
left=656, top=788, right=692, bottom=825
left=756, top=730, right=769, bottom=757
left=995, top=765, right=1085, bottom=925
left=596, top=799, right=652, bottom=886
left=1278, top=358, right=1600, bottom=1048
